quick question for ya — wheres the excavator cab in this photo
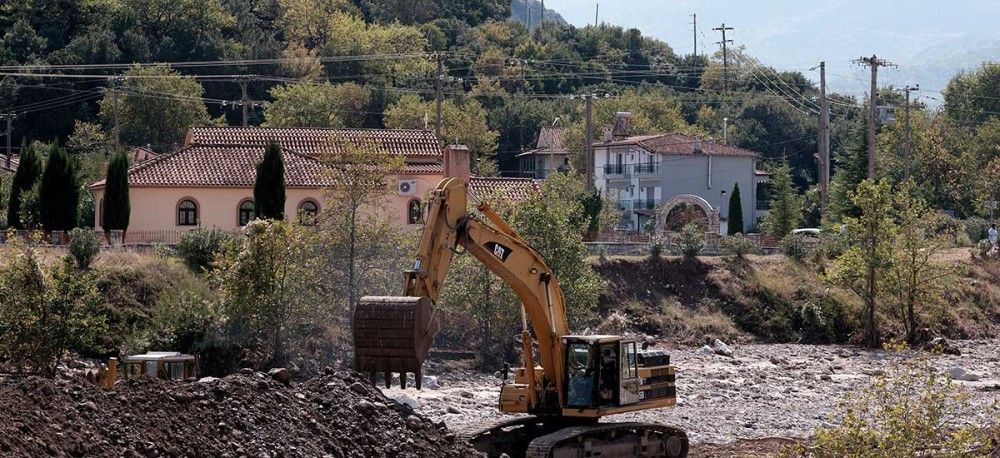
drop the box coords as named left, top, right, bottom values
left=564, top=336, right=643, bottom=409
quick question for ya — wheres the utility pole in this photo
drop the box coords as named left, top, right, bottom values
left=525, top=0, right=530, bottom=30
left=818, top=61, right=830, bottom=212
left=902, top=84, right=919, bottom=180
left=691, top=14, right=697, bottom=56
left=594, top=2, right=599, bottom=27
left=434, top=52, right=444, bottom=140
left=854, top=54, right=895, bottom=179
left=110, top=78, right=121, bottom=149
left=713, top=23, right=734, bottom=94
left=240, top=79, right=250, bottom=127
left=1, top=113, right=13, bottom=168
left=584, top=94, right=594, bottom=189
left=540, top=0, right=545, bottom=23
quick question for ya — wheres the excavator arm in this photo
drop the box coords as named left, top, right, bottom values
left=353, top=177, right=568, bottom=405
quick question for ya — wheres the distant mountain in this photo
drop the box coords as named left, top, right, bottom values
left=511, top=0, right=568, bottom=28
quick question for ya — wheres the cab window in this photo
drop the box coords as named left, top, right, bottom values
left=566, top=343, right=595, bottom=408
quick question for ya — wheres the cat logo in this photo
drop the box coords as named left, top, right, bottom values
left=483, top=242, right=513, bottom=262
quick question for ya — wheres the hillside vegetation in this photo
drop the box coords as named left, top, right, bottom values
left=593, top=250, right=1000, bottom=345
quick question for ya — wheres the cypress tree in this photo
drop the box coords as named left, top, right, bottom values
left=39, top=145, right=79, bottom=232
left=727, top=182, right=744, bottom=235
left=102, top=151, right=130, bottom=234
left=6, top=143, right=42, bottom=229
left=254, top=142, right=286, bottom=220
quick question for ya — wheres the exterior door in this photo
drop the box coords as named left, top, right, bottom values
left=619, top=342, right=641, bottom=405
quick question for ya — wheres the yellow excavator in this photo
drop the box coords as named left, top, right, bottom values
left=353, top=177, right=688, bottom=457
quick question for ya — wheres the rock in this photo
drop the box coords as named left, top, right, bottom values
left=926, top=337, right=961, bottom=356
left=349, top=382, right=369, bottom=395
left=947, top=367, right=982, bottom=382
left=697, top=345, right=713, bottom=354
left=392, top=394, right=420, bottom=410
left=405, top=415, right=422, bottom=431
left=197, top=376, right=219, bottom=384
left=446, top=405, right=461, bottom=414
left=819, top=374, right=832, bottom=381
left=421, top=376, right=440, bottom=390
left=458, top=391, right=474, bottom=399
left=712, top=339, right=734, bottom=357
left=268, top=368, right=292, bottom=386
left=171, top=392, right=194, bottom=404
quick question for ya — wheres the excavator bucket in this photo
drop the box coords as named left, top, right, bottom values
left=353, top=296, right=439, bottom=389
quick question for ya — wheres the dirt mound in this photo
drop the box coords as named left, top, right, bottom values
left=0, top=370, right=477, bottom=457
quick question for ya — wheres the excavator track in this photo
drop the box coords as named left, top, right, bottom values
left=466, top=417, right=688, bottom=458
left=526, top=422, right=688, bottom=458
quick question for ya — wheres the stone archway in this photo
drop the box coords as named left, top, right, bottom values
left=656, top=194, right=720, bottom=234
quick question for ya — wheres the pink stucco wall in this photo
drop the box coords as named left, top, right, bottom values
left=91, top=174, right=444, bottom=232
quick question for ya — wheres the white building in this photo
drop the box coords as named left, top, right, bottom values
left=593, top=114, right=770, bottom=234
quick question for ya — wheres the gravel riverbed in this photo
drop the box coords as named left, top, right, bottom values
left=383, top=340, right=1000, bottom=445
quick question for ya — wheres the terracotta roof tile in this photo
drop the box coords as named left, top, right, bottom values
left=596, top=133, right=759, bottom=158
left=468, top=176, right=539, bottom=202
left=89, top=145, right=337, bottom=189
left=186, top=127, right=442, bottom=159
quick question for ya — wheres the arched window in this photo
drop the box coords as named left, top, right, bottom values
left=238, top=200, right=255, bottom=226
left=177, top=199, right=198, bottom=226
left=298, top=199, right=319, bottom=225
left=407, top=199, right=423, bottom=225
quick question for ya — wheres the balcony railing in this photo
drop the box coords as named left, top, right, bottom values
left=633, top=163, right=661, bottom=175
left=632, top=200, right=657, bottom=210
left=604, top=164, right=628, bottom=176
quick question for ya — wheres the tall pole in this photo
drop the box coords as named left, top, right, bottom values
left=112, top=85, right=121, bottom=149
left=585, top=94, right=594, bottom=190
left=902, top=84, right=919, bottom=180
left=540, top=0, right=545, bottom=23
left=594, top=2, right=599, bottom=27
left=691, top=14, right=697, bottom=56
left=435, top=52, right=444, bottom=140
left=240, top=79, right=249, bottom=127
left=819, top=61, right=830, bottom=212
left=854, top=55, right=895, bottom=179
left=713, top=23, right=734, bottom=94
left=525, top=0, right=530, bottom=30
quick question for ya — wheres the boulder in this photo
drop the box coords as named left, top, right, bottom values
left=421, top=376, right=440, bottom=390
left=712, top=339, right=734, bottom=357
left=947, top=367, right=981, bottom=382
left=392, top=394, right=420, bottom=410
left=268, top=368, right=292, bottom=386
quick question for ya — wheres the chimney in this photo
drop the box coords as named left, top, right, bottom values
left=444, top=144, right=471, bottom=182
left=612, top=112, right=632, bottom=140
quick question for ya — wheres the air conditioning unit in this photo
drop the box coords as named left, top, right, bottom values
left=398, top=179, right=417, bottom=196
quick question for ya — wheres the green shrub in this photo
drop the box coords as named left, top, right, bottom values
left=784, top=350, right=991, bottom=457
left=677, top=223, right=704, bottom=258
left=721, top=234, right=757, bottom=260
left=177, top=227, right=232, bottom=272
left=782, top=234, right=807, bottom=262
left=963, top=217, right=988, bottom=246
left=68, top=228, right=101, bottom=269
left=649, top=236, right=665, bottom=259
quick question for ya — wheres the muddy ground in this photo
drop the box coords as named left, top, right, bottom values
left=383, top=340, right=1000, bottom=451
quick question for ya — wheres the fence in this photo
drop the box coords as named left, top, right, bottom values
left=0, top=228, right=241, bottom=247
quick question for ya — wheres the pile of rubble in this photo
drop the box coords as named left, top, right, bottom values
left=0, top=369, right=477, bottom=457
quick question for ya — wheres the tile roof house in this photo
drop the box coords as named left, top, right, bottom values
left=593, top=112, right=769, bottom=234
left=516, top=126, right=571, bottom=179
left=88, top=126, right=535, bottom=243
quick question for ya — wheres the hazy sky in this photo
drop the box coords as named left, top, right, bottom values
left=544, top=0, right=1000, bottom=100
